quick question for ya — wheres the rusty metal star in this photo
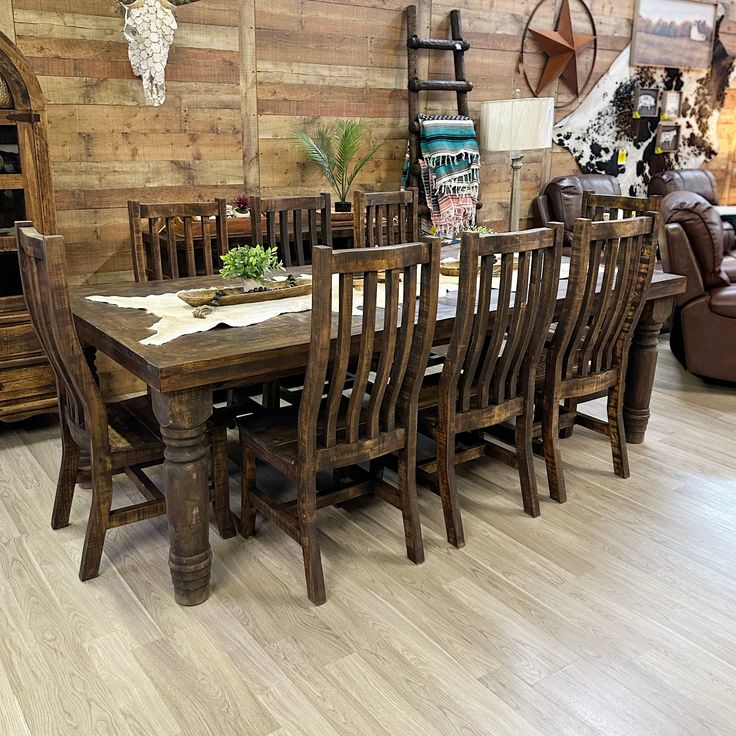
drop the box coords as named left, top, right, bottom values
left=529, top=0, right=596, bottom=96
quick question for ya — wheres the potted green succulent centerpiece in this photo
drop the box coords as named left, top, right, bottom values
left=220, top=244, right=284, bottom=292
left=295, top=119, right=381, bottom=212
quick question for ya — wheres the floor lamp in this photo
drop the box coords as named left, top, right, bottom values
left=480, top=92, right=554, bottom=232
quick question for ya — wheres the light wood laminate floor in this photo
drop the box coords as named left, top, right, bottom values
left=1, top=340, right=735, bottom=736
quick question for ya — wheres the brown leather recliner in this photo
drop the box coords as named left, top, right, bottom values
left=649, top=169, right=736, bottom=274
left=660, top=191, right=736, bottom=382
left=533, top=174, right=620, bottom=250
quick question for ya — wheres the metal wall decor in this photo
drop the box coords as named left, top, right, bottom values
left=118, top=0, right=201, bottom=106
left=520, top=0, right=598, bottom=108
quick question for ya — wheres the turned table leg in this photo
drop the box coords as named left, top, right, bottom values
left=152, top=386, right=213, bottom=606
left=623, top=296, right=675, bottom=444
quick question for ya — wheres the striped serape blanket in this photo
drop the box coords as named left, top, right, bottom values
left=403, top=114, right=480, bottom=238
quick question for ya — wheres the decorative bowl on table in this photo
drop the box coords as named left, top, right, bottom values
left=176, top=275, right=311, bottom=308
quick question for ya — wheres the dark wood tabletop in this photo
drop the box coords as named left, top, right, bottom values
left=70, top=259, right=686, bottom=395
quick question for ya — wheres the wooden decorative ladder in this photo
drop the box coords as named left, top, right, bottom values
left=405, top=4, right=476, bottom=209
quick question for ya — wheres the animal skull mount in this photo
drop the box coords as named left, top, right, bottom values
left=118, top=0, right=201, bottom=106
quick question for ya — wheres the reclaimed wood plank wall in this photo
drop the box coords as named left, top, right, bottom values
left=2, top=0, right=736, bottom=287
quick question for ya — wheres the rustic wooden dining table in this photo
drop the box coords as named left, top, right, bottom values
left=69, top=257, right=686, bottom=605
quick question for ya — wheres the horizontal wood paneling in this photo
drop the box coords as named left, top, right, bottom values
left=7, top=0, right=736, bottom=283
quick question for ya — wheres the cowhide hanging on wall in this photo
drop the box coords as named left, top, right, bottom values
left=554, top=16, right=735, bottom=195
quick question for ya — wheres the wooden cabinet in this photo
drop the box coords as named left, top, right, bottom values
left=0, top=31, right=57, bottom=422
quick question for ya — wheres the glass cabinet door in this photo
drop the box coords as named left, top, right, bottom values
left=0, top=123, right=25, bottom=236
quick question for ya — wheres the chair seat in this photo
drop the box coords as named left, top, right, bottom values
left=105, top=395, right=162, bottom=454
left=238, top=406, right=302, bottom=471
left=710, top=286, right=736, bottom=318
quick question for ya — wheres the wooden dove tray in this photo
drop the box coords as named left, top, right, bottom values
left=177, top=279, right=311, bottom=307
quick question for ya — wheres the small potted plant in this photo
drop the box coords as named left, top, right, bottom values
left=220, top=244, right=284, bottom=292
left=294, top=119, right=381, bottom=212
left=232, top=193, right=251, bottom=217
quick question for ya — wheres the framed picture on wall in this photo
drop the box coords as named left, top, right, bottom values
left=634, top=87, right=659, bottom=118
left=631, top=0, right=717, bottom=70
left=656, top=123, right=681, bottom=153
left=662, top=90, right=682, bottom=119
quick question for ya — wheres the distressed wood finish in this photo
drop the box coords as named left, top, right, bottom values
left=418, top=225, right=563, bottom=546
left=541, top=214, right=659, bottom=504
left=250, top=193, right=332, bottom=267
left=67, top=254, right=685, bottom=602
left=16, top=222, right=234, bottom=588
left=353, top=188, right=419, bottom=247
left=0, top=29, right=57, bottom=422
left=7, top=2, right=736, bottom=297
left=581, top=191, right=663, bottom=222
left=128, top=198, right=229, bottom=282
left=238, top=239, right=441, bottom=604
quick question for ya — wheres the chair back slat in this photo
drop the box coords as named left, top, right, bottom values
left=15, top=222, right=106, bottom=443
left=449, top=226, right=563, bottom=415
left=301, top=240, right=440, bottom=459
left=128, top=198, right=228, bottom=282
left=384, top=262, right=419, bottom=431
left=366, top=268, right=401, bottom=438
left=324, top=272, right=353, bottom=448
left=354, top=189, right=420, bottom=249
left=251, top=193, right=332, bottom=267
left=183, top=217, right=196, bottom=276
left=165, top=216, right=179, bottom=278
left=346, top=270, right=378, bottom=443
left=553, top=215, right=658, bottom=379
left=149, top=217, right=164, bottom=280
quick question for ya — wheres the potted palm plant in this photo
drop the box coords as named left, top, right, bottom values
left=295, top=119, right=381, bottom=212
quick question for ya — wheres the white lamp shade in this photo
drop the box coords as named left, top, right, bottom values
left=480, top=97, right=555, bottom=152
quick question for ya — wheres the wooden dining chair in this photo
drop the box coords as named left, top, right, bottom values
left=540, top=214, right=658, bottom=504
left=416, top=226, right=563, bottom=547
left=353, top=188, right=419, bottom=247
left=553, top=192, right=662, bottom=437
left=16, top=222, right=235, bottom=582
left=238, top=239, right=441, bottom=605
left=128, top=198, right=229, bottom=282
left=581, top=192, right=662, bottom=221
left=250, top=193, right=332, bottom=267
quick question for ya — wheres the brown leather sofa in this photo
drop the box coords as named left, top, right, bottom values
left=533, top=174, right=620, bottom=249
left=649, top=169, right=735, bottom=273
left=660, top=191, right=736, bottom=382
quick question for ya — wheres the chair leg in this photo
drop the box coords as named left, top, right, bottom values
left=436, top=428, right=465, bottom=548
left=211, top=428, right=236, bottom=539
left=262, top=380, right=280, bottom=410
left=559, top=398, right=578, bottom=439
left=239, top=440, right=256, bottom=538
left=297, top=472, right=325, bottom=605
left=608, top=383, right=630, bottom=479
left=52, top=419, right=80, bottom=530
left=516, top=405, right=541, bottom=517
left=398, top=438, right=425, bottom=564
left=542, top=393, right=567, bottom=504
left=79, top=462, right=113, bottom=581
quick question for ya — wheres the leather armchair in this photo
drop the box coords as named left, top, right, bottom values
left=649, top=169, right=735, bottom=271
left=533, top=174, right=620, bottom=250
left=660, top=191, right=736, bottom=382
